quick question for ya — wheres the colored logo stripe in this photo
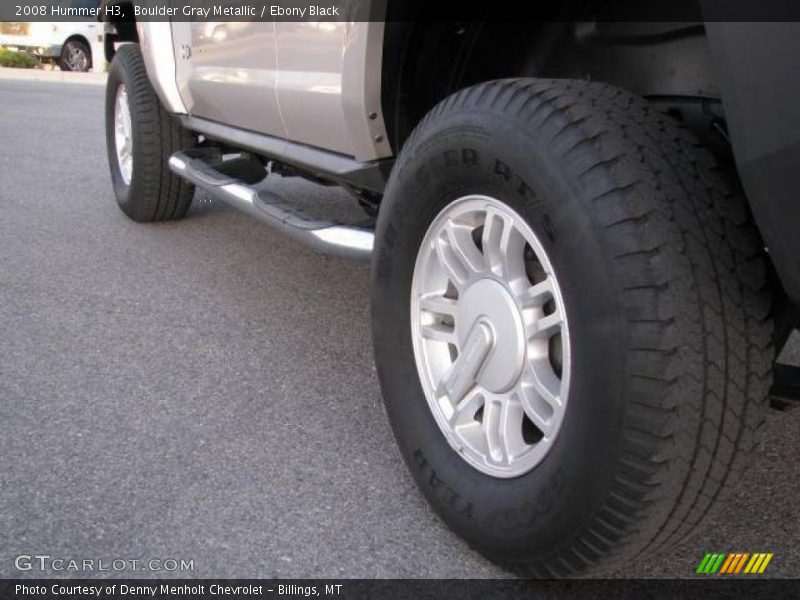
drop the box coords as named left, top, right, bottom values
left=719, top=552, right=748, bottom=573
left=696, top=553, right=712, bottom=573
left=744, top=553, right=774, bottom=574
left=734, top=553, right=750, bottom=573
left=696, top=553, right=726, bottom=574
left=719, top=553, right=736, bottom=573
left=697, top=552, right=773, bottom=574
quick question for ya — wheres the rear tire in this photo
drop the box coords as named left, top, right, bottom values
left=371, top=78, right=774, bottom=576
left=105, top=44, right=194, bottom=222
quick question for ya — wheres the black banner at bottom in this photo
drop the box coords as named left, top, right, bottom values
left=2, top=579, right=800, bottom=600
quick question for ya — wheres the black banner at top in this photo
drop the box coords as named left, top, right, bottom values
left=4, top=0, right=800, bottom=23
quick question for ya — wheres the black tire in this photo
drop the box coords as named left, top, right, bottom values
left=59, top=39, right=91, bottom=72
left=105, top=44, right=194, bottom=222
left=371, top=79, right=774, bottom=576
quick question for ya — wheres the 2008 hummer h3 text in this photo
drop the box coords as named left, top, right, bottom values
left=101, top=1, right=800, bottom=576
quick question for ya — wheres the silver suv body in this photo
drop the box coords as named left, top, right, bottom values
left=141, top=20, right=390, bottom=162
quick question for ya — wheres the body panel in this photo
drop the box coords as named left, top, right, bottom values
left=137, top=21, right=186, bottom=114
left=171, top=20, right=285, bottom=136
left=274, top=17, right=391, bottom=160
left=274, top=21, right=354, bottom=155
left=705, top=21, right=800, bottom=304
left=159, top=1, right=389, bottom=161
left=340, top=19, right=391, bottom=160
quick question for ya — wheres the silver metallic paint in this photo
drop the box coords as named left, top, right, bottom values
left=153, top=6, right=390, bottom=161
left=136, top=22, right=186, bottom=114
left=171, top=21, right=286, bottom=137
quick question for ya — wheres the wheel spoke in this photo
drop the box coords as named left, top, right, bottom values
left=450, top=387, right=485, bottom=427
left=420, top=321, right=456, bottom=345
left=434, top=219, right=484, bottom=288
left=419, top=293, right=458, bottom=318
left=116, top=112, right=126, bottom=141
left=523, top=358, right=563, bottom=412
left=114, top=86, right=133, bottom=185
left=446, top=220, right=485, bottom=275
left=418, top=292, right=459, bottom=345
left=518, top=383, right=552, bottom=436
left=482, top=396, right=526, bottom=465
left=121, top=100, right=132, bottom=139
left=482, top=207, right=525, bottom=280
left=519, top=277, right=555, bottom=308
left=529, top=308, right=563, bottom=340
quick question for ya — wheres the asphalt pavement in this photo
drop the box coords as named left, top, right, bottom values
left=0, top=74, right=798, bottom=579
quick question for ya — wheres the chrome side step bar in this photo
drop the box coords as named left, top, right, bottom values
left=168, top=150, right=374, bottom=261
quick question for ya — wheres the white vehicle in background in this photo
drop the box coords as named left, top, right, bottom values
left=0, top=1, right=102, bottom=72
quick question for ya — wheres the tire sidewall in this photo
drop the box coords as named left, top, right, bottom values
left=105, top=54, right=134, bottom=217
left=371, top=108, right=629, bottom=561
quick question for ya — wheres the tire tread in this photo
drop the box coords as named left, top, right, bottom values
left=107, top=44, right=193, bottom=222
left=400, top=78, right=773, bottom=576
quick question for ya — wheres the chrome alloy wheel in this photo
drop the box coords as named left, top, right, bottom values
left=114, top=85, right=133, bottom=185
left=66, top=45, right=89, bottom=71
left=410, top=195, right=571, bottom=478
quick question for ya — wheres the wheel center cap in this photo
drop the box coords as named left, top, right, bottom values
left=458, top=278, right=526, bottom=393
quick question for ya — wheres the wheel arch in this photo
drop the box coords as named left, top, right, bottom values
left=382, top=0, right=720, bottom=155
left=101, top=1, right=138, bottom=63
left=381, top=0, right=800, bottom=327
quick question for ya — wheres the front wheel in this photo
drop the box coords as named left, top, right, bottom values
left=370, top=79, right=773, bottom=576
left=105, top=44, right=194, bottom=222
